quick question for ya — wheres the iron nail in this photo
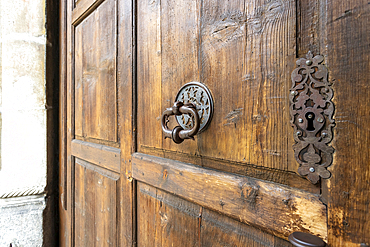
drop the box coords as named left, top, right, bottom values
left=317, top=117, right=324, bottom=123
left=306, top=60, right=312, bottom=66
left=309, top=167, right=315, bottom=173
left=298, top=118, right=303, bottom=123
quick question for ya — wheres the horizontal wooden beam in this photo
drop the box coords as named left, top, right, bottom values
left=132, top=153, right=327, bottom=241
left=71, top=139, right=120, bottom=173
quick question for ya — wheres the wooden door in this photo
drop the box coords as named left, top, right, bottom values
left=60, top=0, right=134, bottom=245
left=60, top=0, right=370, bottom=246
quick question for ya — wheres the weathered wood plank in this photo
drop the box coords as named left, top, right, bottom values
left=132, top=153, right=327, bottom=240
left=74, top=161, right=85, bottom=246
left=140, top=145, right=320, bottom=194
left=72, top=0, right=105, bottom=25
left=74, top=0, right=117, bottom=142
left=71, top=139, right=120, bottom=173
left=94, top=169, right=117, bottom=246
left=325, top=0, right=370, bottom=245
left=201, top=208, right=293, bottom=247
left=117, top=0, right=135, bottom=245
left=74, top=159, right=119, bottom=245
left=137, top=0, right=162, bottom=149
left=137, top=182, right=200, bottom=246
left=296, top=0, right=320, bottom=56
left=160, top=0, right=200, bottom=154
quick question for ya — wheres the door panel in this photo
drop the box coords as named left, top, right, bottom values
left=137, top=182, right=200, bottom=246
left=137, top=0, right=319, bottom=195
left=135, top=0, right=326, bottom=242
left=74, top=158, right=119, bottom=246
left=62, top=0, right=134, bottom=245
left=74, top=0, right=117, bottom=142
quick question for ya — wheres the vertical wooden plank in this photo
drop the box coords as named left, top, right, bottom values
left=137, top=182, right=158, bottom=246
left=198, top=0, right=297, bottom=172
left=244, top=0, right=296, bottom=171
left=201, top=209, right=293, bottom=247
left=137, top=0, right=162, bottom=149
left=137, top=182, right=200, bottom=247
left=84, top=167, right=95, bottom=247
left=59, top=0, right=69, bottom=245
left=75, top=24, right=83, bottom=137
left=94, top=172, right=116, bottom=246
left=325, top=0, right=370, bottom=245
left=296, top=0, right=320, bottom=56
left=95, top=0, right=117, bottom=141
left=75, top=0, right=117, bottom=142
left=117, top=0, right=134, bottom=245
left=160, top=0, right=200, bottom=153
left=199, top=0, right=247, bottom=162
left=74, top=164, right=86, bottom=246
left=65, top=0, right=74, bottom=244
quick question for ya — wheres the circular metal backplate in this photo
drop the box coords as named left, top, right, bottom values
left=175, top=82, right=214, bottom=133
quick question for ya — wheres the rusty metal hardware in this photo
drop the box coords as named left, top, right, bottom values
left=161, top=101, right=200, bottom=144
left=288, top=232, right=326, bottom=247
left=161, top=82, right=214, bottom=144
left=175, top=82, right=214, bottom=133
left=290, top=52, right=335, bottom=184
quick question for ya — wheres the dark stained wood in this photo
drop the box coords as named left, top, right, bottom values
left=137, top=182, right=200, bottom=246
left=59, top=0, right=68, bottom=244
left=64, top=0, right=74, bottom=244
left=71, top=139, right=120, bottom=173
left=74, top=0, right=117, bottom=142
left=296, top=0, right=321, bottom=57
left=325, top=0, right=370, bottom=245
left=132, top=153, right=327, bottom=240
left=201, top=208, right=293, bottom=247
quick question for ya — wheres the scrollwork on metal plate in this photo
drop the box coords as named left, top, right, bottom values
left=175, top=82, right=214, bottom=133
left=290, top=52, right=335, bottom=184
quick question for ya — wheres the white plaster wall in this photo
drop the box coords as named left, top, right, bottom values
left=0, top=0, right=47, bottom=196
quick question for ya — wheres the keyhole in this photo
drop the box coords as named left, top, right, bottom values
left=306, top=112, right=315, bottom=131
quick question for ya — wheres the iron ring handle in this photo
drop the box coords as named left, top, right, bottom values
left=161, top=101, right=200, bottom=144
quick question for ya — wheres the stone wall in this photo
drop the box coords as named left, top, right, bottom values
left=0, top=0, right=48, bottom=246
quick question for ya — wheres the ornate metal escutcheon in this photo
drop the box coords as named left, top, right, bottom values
left=161, top=82, right=214, bottom=144
left=290, top=52, right=335, bottom=184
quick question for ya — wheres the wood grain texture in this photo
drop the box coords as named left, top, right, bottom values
left=71, top=139, right=120, bottom=173
left=64, top=0, right=74, bottom=244
left=132, top=153, right=327, bottom=240
left=72, top=0, right=105, bottom=25
left=137, top=0, right=300, bottom=182
left=137, top=0, right=162, bottom=149
left=201, top=208, right=293, bottom=247
left=296, top=0, right=321, bottom=57
left=74, top=0, right=117, bottom=142
left=116, top=0, right=135, bottom=245
left=137, top=182, right=200, bottom=247
left=74, top=159, right=119, bottom=246
left=325, top=0, right=370, bottom=245
left=160, top=0, right=200, bottom=154
left=141, top=145, right=320, bottom=194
